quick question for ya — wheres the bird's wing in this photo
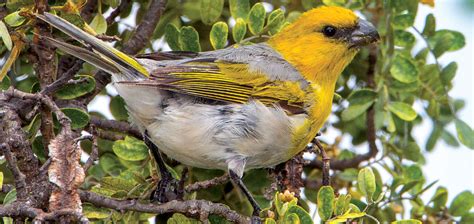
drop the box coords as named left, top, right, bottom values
left=119, top=60, right=309, bottom=114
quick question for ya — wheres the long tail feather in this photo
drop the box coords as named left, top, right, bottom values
left=36, top=12, right=149, bottom=79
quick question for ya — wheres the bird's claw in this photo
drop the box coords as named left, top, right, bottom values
left=150, top=176, right=181, bottom=203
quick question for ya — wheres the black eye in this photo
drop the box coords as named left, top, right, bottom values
left=322, top=26, right=337, bottom=37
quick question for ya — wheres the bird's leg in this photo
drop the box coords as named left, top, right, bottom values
left=229, top=170, right=262, bottom=223
left=143, top=131, right=180, bottom=203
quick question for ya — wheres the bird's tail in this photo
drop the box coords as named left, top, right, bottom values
left=36, top=12, right=149, bottom=80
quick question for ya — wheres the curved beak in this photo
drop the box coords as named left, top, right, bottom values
left=349, top=19, right=380, bottom=49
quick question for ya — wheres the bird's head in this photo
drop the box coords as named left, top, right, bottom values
left=268, top=6, right=380, bottom=85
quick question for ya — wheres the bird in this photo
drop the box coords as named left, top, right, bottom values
left=36, top=5, right=379, bottom=221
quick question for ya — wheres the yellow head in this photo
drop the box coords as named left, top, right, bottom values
left=268, top=6, right=379, bottom=86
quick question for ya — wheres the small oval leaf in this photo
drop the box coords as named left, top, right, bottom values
left=89, top=14, right=107, bottom=34
left=55, top=75, right=96, bottom=100
left=232, top=18, right=247, bottom=43
left=387, top=102, right=417, bottom=121
left=229, top=0, right=250, bottom=20
left=165, top=24, right=181, bottom=51
left=4, top=11, right=26, bottom=27
left=317, top=186, right=335, bottom=221
left=0, top=21, right=12, bottom=50
left=200, top=0, right=224, bottom=25
left=358, top=167, right=376, bottom=203
left=210, top=22, right=228, bottom=50
left=390, top=55, right=418, bottom=83
left=61, top=107, right=90, bottom=129
left=179, top=26, right=201, bottom=52
left=248, top=3, right=266, bottom=35
left=455, top=119, right=474, bottom=149
left=112, top=136, right=149, bottom=161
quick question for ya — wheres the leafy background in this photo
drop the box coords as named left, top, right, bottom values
left=0, top=0, right=473, bottom=223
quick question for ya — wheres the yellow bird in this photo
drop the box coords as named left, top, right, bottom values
left=37, top=6, right=379, bottom=221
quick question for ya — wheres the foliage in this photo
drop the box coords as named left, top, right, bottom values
left=0, top=0, right=473, bottom=223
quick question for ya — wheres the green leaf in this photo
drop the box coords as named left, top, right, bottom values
left=100, top=176, right=137, bottom=192
left=61, top=108, right=90, bottom=129
left=248, top=3, right=266, bottom=35
left=168, top=213, right=197, bottom=224
left=200, top=0, right=224, bottom=25
left=4, top=11, right=26, bottom=27
left=404, top=141, right=421, bottom=162
left=430, top=186, right=448, bottom=210
left=54, top=75, right=96, bottom=99
left=165, top=24, right=181, bottom=51
left=83, top=204, right=111, bottom=219
left=113, top=136, right=149, bottom=161
left=287, top=205, right=313, bottom=224
left=109, top=95, right=128, bottom=121
left=449, top=191, right=474, bottom=216
left=334, top=195, right=346, bottom=216
left=347, top=89, right=377, bottom=104
left=358, top=167, right=376, bottom=202
left=455, top=119, right=474, bottom=149
left=317, top=186, right=335, bottom=221
left=461, top=213, right=474, bottom=223
left=89, top=14, right=107, bottom=34
left=387, top=102, right=417, bottom=121
left=3, top=189, right=16, bottom=204
left=229, top=0, right=250, bottom=20
left=284, top=213, right=300, bottom=224
left=422, top=14, right=436, bottom=37
left=391, top=220, right=422, bottom=224
left=394, top=30, right=415, bottom=48
left=392, top=14, right=415, bottom=29
left=329, top=212, right=366, bottom=223
left=0, top=21, right=12, bottom=51
left=61, top=13, right=85, bottom=29
left=441, top=130, right=460, bottom=147
left=429, top=30, right=465, bottom=54
left=232, top=18, right=247, bottom=43
left=210, top=22, right=228, bottom=50
left=390, top=54, right=418, bottom=83
left=341, top=101, right=373, bottom=121
left=0, top=76, right=10, bottom=90
left=440, top=62, right=457, bottom=83
left=179, top=26, right=201, bottom=52
left=266, top=9, right=285, bottom=35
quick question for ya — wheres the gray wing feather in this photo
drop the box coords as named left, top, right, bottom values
left=137, top=43, right=308, bottom=87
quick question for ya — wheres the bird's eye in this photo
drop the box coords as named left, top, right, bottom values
left=322, top=26, right=337, bottom=37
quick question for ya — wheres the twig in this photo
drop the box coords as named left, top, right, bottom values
left=0, top=144, right=27, bottom=191
left=80, top=190, right=249, bottom=223
left=313, top=139, right=330, bottom=186
left=83, top=127, right=99, bottom=172
left=90, top=116, right=141, bottom=138
left=185, top=174, right=229, bottom=193
left=106, top=0, right=131, bottom=25
left=41, top=60, right=85, bottom=95
left=122, top=0, right=167, bottom=54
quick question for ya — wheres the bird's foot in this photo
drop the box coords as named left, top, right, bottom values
left=150, top=176, right=181, bottom=203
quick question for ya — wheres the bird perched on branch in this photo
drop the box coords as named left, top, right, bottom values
left=37, top=6, right=379, bottom=222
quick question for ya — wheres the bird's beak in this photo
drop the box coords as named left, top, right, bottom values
left=348, top=19, right=380, bottom=49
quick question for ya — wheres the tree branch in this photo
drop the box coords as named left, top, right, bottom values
left=90, top=116, right=141, bottom=138
left=184, top=174, right=229, bottom=193
left=79, top=190, right=249, bottom=223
